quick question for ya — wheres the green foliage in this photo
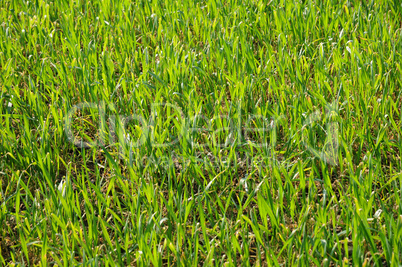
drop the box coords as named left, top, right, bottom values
left=1, top=0, right=402, bottom=265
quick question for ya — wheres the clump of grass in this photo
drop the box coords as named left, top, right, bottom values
left=1, top=0, right=402, bottom=265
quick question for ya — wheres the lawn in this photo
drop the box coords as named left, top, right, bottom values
left=1, top=0, right=402, bottom=265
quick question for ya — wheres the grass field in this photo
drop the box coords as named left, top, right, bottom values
left=1, top=0, right=402, bottom=265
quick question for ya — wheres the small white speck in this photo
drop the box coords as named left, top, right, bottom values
left=7, top=95, right=13, bottom=108
left=374, top=209, right=382, bottom=219
left=124, top=133, right=131, bottom=142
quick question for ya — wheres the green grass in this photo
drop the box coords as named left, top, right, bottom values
left=1, top=0, right=402, bottom=265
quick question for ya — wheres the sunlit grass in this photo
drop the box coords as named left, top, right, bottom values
left=1, top=0, right=402, bottom=265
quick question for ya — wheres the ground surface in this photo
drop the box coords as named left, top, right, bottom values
left=1, top=0, right=402, bottom=266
